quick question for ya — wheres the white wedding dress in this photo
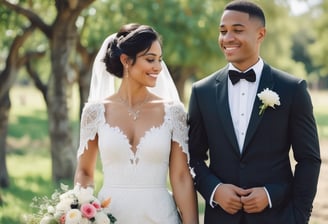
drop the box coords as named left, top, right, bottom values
left=77, top=100, right=189, bottom=224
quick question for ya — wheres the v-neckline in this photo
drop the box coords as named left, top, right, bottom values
left=102, top=102, right=169, bottom=155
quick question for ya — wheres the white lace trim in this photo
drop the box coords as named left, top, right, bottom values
left=77, top=102, right=105, bottom=158
left=164, top=101, right=189, bottom=161
left=76, top=101, right=189, bottom=161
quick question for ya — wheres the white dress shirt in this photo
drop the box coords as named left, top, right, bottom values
left=228, top=59, right=263, bottom=152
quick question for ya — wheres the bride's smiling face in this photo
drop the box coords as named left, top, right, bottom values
left=128, top=40, right=163, bottom=88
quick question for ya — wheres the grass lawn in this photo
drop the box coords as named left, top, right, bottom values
left=1, top=86, right=327, bottom=223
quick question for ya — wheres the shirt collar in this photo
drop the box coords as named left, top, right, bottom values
left=228, top=58, right=264, bottom=78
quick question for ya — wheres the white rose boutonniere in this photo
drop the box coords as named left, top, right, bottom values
left=257, top=88, right=280, bottom=115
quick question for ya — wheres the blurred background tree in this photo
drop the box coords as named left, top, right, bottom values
left=0, top=0, right=326, bottom=188
left=308, top=0, right=328, bottom=88
left=0, top=0, right=96, bottom=185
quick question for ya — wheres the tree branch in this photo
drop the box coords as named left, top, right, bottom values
left=0, top=0, right=52, bottom=38
left=25, top=52, right=48, bottom=104
left=0, top=25, right=35, bottom=98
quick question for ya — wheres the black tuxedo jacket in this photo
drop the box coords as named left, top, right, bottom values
left=188, top=63, right=321, bottom=224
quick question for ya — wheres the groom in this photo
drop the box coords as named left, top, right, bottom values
left=188, top=1, right=321, bottom=224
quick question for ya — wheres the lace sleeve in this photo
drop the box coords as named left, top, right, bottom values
left=77, top=103, right=105, bottom=158
left=168, top=101, right=190, bottom=161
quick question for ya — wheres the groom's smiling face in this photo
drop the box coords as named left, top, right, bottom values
left=218, top=10, right=266, bottom=71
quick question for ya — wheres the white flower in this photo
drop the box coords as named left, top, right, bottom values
left=65, top=209, right=82, bottom=224
left=257, top=88, right=280, bottom=115
left=56, top=197, right=74, bottom=213
left=80, top=217, right=90, bottom=224
left=39, top=215, right=54, bottom=224
left=47, top=205, right=55, bottom=214
left=59, top=189, right=75, bottom=201
left=95, top=211, right=111, bottom=224
left=74, top=187, right=95, bottom=205
left=71, top=184, right=95, bottom=205
left=60, top=183, right=70, bottom=191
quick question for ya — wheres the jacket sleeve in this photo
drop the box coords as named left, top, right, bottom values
left=188, top=84, right=222, bottom=203
left=290, top=80, right=321, bottom=223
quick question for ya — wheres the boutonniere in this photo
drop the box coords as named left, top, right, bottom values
left=257, top=88, right=280, bottom=115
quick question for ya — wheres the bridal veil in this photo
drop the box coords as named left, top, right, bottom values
left=88, top=33, right=181, bottom=103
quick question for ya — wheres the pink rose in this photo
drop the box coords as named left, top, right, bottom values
left=92, top=201, right=101, bottom=211
left=60, top=214, right=66, bottom=224
left=80, top=203, right=97, bottom=219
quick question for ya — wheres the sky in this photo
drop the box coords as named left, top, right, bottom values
left=289, top=0, right=321, bottom=15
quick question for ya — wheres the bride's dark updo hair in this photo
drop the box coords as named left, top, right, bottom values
left=103, top=23, right=161, bottom=78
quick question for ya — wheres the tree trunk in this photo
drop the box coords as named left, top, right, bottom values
left=46, top=0, right=95, bottom=183
left=47, top=25, right=77, bottom=183
left=78, top=67, right=92, bottom=116
left=0, top=25, right=35, bottom=188
left=47, top=79, right=76, bottom=182
left=170, top=66, right=196, bottom=103
left=0, top=93, right=10, bottom=188
left=76, top=41, right=97, bottom=116
left=1, top=0, right=95, bottom=183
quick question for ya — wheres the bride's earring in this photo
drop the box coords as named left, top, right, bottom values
left=124, top=65, right=129, bottom=78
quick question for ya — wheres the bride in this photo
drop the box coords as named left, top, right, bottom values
left=74, top=23, right=199, bottom=224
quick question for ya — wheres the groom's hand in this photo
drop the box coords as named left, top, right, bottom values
left=214, top=184, right=249, bottom=215
left=240, top=187, right=269, bottom=213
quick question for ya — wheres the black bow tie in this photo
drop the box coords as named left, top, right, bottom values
left=228, top=69, right=256, bottom=85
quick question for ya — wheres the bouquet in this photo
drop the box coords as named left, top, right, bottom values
left=25, top=183, right=116, bottom=224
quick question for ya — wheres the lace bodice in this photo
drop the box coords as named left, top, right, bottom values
left=76, top=101, right=187, bottom=223
left=77, top=101, right=188, bottom=185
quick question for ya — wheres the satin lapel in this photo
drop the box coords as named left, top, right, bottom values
left=216, top=67, right=240, bottom=155
left=243, top=64, right=274, bottom=152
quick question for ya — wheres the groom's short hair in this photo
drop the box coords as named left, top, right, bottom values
left=224, top=0, right=266, bottom=27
